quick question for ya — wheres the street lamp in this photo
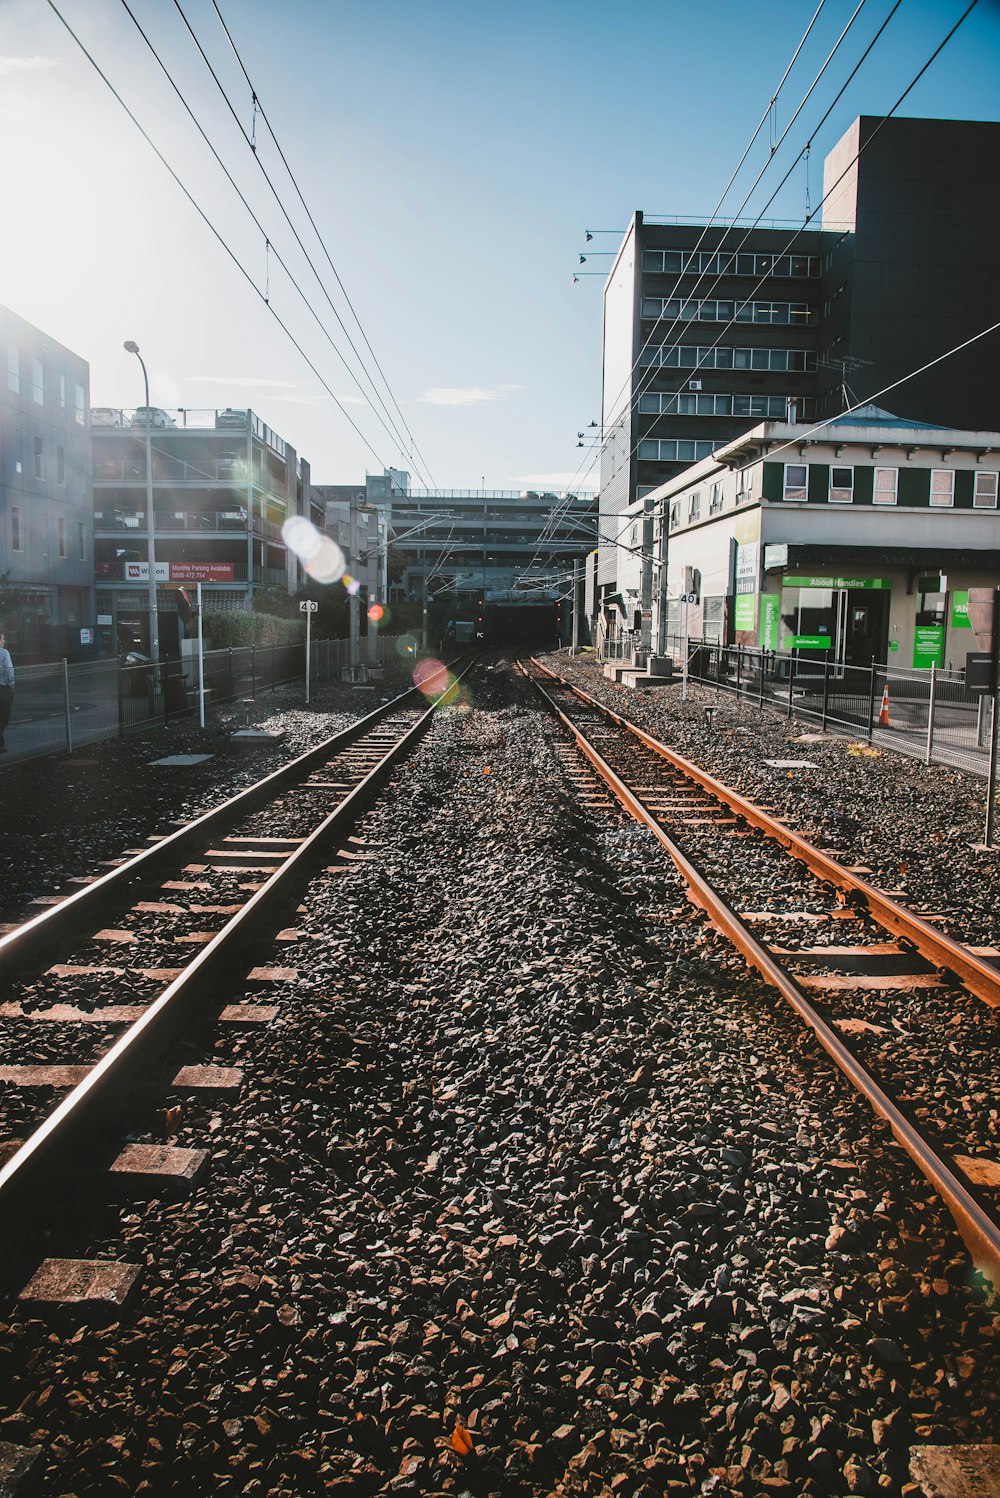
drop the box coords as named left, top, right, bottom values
left=123, top=340, right=159, bottom=662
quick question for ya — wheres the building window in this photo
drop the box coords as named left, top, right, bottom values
left=7, top=345, right=19, bottom=394
left=641, top=297, right=815, bottom=326
left=641, top=249, right=820, bottom=278
left=688, top=491, right=701, bottom=523
left=34, top=436, right=43, bottom=481
left=638, top=438, right=723, bottom=463
left=783, top=463, right=808, bottom=501
left=735, top=467, right=753, bottom=505
left=829, top=466, right=854, bottom=503
left=640, top=344, right=817, bottom=372
left=11, top=507, right=22, bottom=552
left=75, top=383, right=85, bottom=426
left=14, top=426, right=23, bottom=475
left=974, top=471, right=999, bottom=509
left=873, top=467, right=898, bottom=505
left=59, top=373, right=67, bottom=409
left=32, top=357, right=44, bottom=405
left=669, top=500, right=680, bottom=530
left=57, top=444, right=66, bottom=485
left=929, top=469, right=954, bottom=507
left=78, top=520, right=86, bottom=559
left=709, top=481, right=724, bottom=514
left=639, top=391, right=812, bottom=420
left=58, top=517, right=68, bottom=558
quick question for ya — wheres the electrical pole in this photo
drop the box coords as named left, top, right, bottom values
left=572, top=558, right=581, bottom=654
left=348, top=492, right=360, bottom=675
left=654, top=501, right=669, bottom=660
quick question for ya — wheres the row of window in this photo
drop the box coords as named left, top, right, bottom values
left=782, top=465, right=1000, bottom=507
left=639, top=392, right=815, bottom=419
left=642, top=250, right=821, bottom=279
left=639, top=344, right=817, bottom=373
left=638, top=438, right=724, bottom=464
left=6, top=345, right=86, bottom=423
left=7, top=429, right=73, bottom=485
left=9, top=506, right=86, bottom=559
left=641, top=297, right=816, bottom=326
left=668, top=470, right=754, bottom=529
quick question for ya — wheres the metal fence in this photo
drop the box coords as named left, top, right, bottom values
left=626, top=635, right=995, bottom=777
left=0, top=635, right=410, bottom=766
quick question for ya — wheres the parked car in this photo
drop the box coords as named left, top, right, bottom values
left=91, top=407, right=126, bottom=427
left=130, top=407, right=176, bottom=429
left=215, top=452, right=241, bottom=479
left=215, top=408, right=248, bottom=428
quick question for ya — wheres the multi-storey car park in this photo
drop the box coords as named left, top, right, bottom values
left=92, top=408, right=320, bottom=656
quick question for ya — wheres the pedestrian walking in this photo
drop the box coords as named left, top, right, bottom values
left=0, top=631, right=14, bottom=752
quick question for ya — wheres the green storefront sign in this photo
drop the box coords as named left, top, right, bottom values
left=781, top=634, right=833, bottom=650
left=734, top=594, right=757, bottom=632
left=783, top=576, right=891, bottom=591
left=951, top=591, right=972, bottom=629
left=759, top=593, right=779, bottom=651
left=913, top=626, right=945, bottom=668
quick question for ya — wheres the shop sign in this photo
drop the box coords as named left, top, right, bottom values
left=169, top=562, right=236, bottom=582
left=763, top=544, right=788, bottom=570
left=783, top=576, right=890, bottom=590
left=913, top=625, right=945, bottom=668
left=734, top=594, right=757, bottom=632
left=951, top=590, right=972, bottom=629
left=781, top=633, right=833, bottom=650
left=735, top=542, right=759, bottom=596
left=758, top=593, right=780, bottom=651
left=124, top=562, right=235, bottom=582
left=97, top=614, right=113, bottom=625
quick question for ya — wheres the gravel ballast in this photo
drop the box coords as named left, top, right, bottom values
left=0, top=655, right=996, bottom=1495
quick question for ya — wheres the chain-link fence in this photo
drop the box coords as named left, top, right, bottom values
left=0, top=635, right=411, bottom=766
left=649, top=636, right=994, bottom=775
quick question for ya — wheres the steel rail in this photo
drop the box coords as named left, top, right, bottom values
left=521, top=663, right=1000, bottom=1291
left=531, top=660, right=1000, bottom=1011
left=0, top=660, right=466, bottom=1236
left=0, top=680, right=429, bottom=976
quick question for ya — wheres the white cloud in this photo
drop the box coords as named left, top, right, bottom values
left=420, top=383, right=522, bottom=407
left=0, top=55, right=58, bottom=76
left=189, top=376, right=300, bottom=389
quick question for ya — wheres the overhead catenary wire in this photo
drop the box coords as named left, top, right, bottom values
left=113, top=0, right=430, bottom=483
left=169, top=0, right=436, bottom=489
left=208, top=0, right=438, bottom=491
left=45, top=0, right=398, bottom=476
left=528, top=0, right=855, bottom=559
left=572, top=0, right=980, bottom=524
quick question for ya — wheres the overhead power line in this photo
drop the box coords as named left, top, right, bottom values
left=208, top=0, right=437, bottom=489
left=168, top=0, right=435, bottom=488
left=45, top=0, right=398, bottom=475
left=114, top=0, right=431, bottom=484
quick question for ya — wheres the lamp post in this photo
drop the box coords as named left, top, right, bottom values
left=123, top=340, right=159, bottom=663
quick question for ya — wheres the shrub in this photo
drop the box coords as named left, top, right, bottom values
left=202, top=610, right=306, bottom=647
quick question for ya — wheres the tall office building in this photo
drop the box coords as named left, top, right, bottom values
left=598, top=115, right=1000, bottom=595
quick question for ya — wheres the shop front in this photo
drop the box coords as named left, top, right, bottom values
left=771, top=575, right=891, bottom=670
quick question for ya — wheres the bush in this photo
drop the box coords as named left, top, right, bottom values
left=202, top=610, right=306, bottom=647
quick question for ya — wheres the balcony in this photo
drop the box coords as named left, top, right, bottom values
left=94, top=509, right=285, bottom=541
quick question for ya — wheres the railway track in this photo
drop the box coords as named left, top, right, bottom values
left=0, top=662, right=463, bottom=1286
left=523, top=657, right=1000, bottom=1292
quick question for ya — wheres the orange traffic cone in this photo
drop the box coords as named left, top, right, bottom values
left=878, top=683, right=890, bottom=727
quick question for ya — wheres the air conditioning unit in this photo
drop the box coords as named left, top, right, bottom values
left=688, top=379, right=702, bottom=391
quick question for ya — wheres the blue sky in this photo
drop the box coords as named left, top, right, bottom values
left=1, top=0, right=998, bottom=491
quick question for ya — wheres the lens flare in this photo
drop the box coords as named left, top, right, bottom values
left=282, top=517, right=345, bottom=583
left=343, top=573, right=361, bottom=596
left=395, top=634, right=418, bottom=659
left=368, top=603, right=385, bottom=623
left=413, top=656, right=446, bottom=692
